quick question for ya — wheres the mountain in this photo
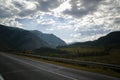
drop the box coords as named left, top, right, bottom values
left=0, top=24, right=50, bottom=50
left=31, top=30, right=66, bottom=47
left=66, top=31, right=120, bottom=47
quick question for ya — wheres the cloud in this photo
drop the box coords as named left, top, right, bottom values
left=13, top=0, right=38, bottom=10
left=0, top=17, right=23, bottom=28
left=12, top=0, right=39, bottom=17
left=0, top=0, right=120, bottom=43
left=36, top=0, right=61, bottom=12
left=63, top=0, right=102, bottom=18
left=0, top=0, right=61, bottom=18
left=0, top=0, right=37, bottom=18
left=0, top=8, right=12, bottom=18
left=51, top=0, right=72, bottom=13
left=0, top=0, right=19, bottom=18
left=114, top=17, right=120, bottom=24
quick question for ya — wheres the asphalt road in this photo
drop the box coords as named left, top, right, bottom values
left=0, top=52, right=119, bottom=80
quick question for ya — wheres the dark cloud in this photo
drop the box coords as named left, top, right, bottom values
left=0, top=1, right=18, bottom=18
left=12, top=1, right=38, bottom=17
left=18, top=9, right=36, bottom=17
left=80, top=28, right=110, bottom=36
left=0, top=8, right=12, bottom=18
left=12, top=1, right=25, bottom=9
left=114, top=18, right=120, bottom=24
left=63, top=0, right=102, bottom=18
left=36, top=0, right=60, bottom=12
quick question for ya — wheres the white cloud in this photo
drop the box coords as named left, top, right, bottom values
left=0, top=16, right=23, bottom=28
left=70, top=33, right=81, bottom=38
left=37, top=18, right=56, bottom=25
left=51, top=0, right=71, bottom=13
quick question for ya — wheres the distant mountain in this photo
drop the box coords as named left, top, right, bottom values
left=31, top=30, right=66, bottom=47
left=0, top=24, right=50, bottom=50
left=66, top=31, right=120, bottom=47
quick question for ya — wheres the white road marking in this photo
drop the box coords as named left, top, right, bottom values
left=0, top=75, right=4, bottom=80
left=4, top=54, right=78, bottom=80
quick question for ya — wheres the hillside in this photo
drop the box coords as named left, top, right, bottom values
left=66, top=31, right=120, bottom=47
left=31, top=30, right=66, bottom=47
left=0, top=24, right=50, bottom=50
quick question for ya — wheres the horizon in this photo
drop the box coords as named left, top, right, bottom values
left=0, top=23, right=113, bottom=44
left=0, top=0, right=120, bottom=43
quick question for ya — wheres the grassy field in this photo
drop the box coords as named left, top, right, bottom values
left=24, top=47, right=120, bottom=65
left=76, top=48, right=120, bottom=65
left=17, top=46, right=120, bottom=65
left=59, top=47, right=105, bottom=53
left=8, top=46, right=120, bottom=65
left=59, top=47, right=120, bottom=65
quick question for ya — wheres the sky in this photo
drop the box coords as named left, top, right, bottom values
left=0, top=0, right=120, bottom=43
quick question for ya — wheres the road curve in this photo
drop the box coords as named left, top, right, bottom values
left=0, top=52, right=119, bottom=80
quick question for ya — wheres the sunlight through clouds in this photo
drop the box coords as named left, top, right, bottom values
left=0, top=0, right=120, bottom=43
left=51, top=0, right=71, bottom=13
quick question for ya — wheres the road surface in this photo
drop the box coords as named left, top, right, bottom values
left=0, top=52, right=119, bottom=80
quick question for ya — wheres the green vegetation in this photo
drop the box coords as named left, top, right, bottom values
left=9, top=46, right=120, bottom=65
left=76, top=48, right=120, bottom=65
left=58, top=47, right=120, bottom=65
left=59, top=47, right=109, bottom=56
left=13, top=46, right=119, bottom=65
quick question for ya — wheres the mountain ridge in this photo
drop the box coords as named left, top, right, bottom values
left=65, top=31, right=120, bottom=47
left=0, top=24, right=66, bottom=50
left=31, top=30, right=66, bottom=47
left=0, top=24, right=50, bottom=50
